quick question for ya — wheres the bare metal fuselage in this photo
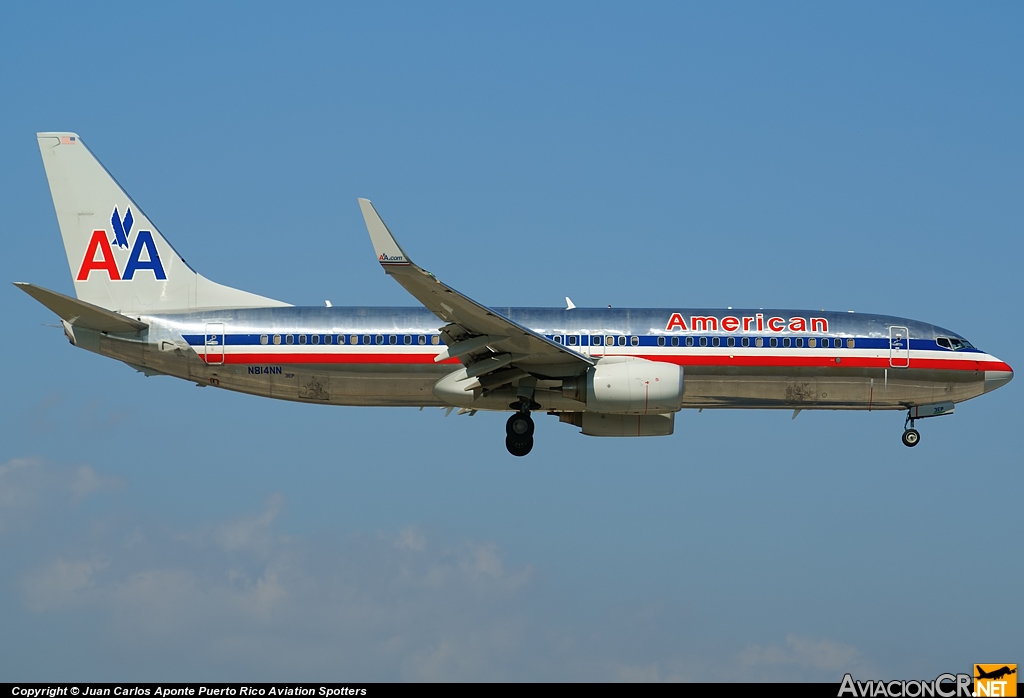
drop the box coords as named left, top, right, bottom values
left=76, top=305, right=1006, bottom=414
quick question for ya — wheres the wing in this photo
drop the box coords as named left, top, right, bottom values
left=358, top=199, right=592, bottom=382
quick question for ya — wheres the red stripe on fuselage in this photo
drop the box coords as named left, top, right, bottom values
left=200, top=352, right=460, bottom=365
left=195, top=351, right=1009, bottom=373
left=633, top=354, right=1010, bottom=372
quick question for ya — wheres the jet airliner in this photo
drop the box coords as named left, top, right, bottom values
left=18, top=133, right=1013, bottom=456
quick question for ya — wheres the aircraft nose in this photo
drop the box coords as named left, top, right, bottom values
left=983, top=368, right=1013, bottom=393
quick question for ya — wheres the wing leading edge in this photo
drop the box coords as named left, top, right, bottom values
left=357, top=199, right=592, bottom=381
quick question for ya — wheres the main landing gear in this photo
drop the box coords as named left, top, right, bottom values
left=902, top=409, right=920, bottom=448
left=505, top=402, right=536, bottom=457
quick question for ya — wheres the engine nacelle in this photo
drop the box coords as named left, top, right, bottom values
left=562, top=357, right=684, bottom=414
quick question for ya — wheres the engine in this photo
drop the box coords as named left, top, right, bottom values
left=562, top=357, right=684, bottom=414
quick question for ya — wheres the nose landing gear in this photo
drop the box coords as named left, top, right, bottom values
left=505, top=403, right=536, bottom=457
left=899, top=401, right=955, bottom=447
left=902, top=409, right=921, bottom=447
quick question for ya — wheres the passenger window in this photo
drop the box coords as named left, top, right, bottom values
left=846, top=338, right=855, bottom=348
left=350, top=335, right=359, bottom=345
left=299, top=335, right=307, bottom=345
left=431, top=335, right=439, bottom=345
left=273, top=335, right=281, bottom=345
left=630, top=336, right=639, bottom=346
left=686, top=337, right=694, bottom=347
left=312, top=335, right=320, bottom=345
left=671, top=337, right=679, bottom=347
left=286, top=335, right=294, bottom=345
left=741, top=337, right=749, bottom=347
left=618, top=336, right=627, bottom=346
left=699, top=337, right=707, bottom=347
left=334, top=335, right=343, bottom=344
left=712, top=337, right=720, bottom=347
left=770, top=338, right=778, bottom=348
left=782, top=337, right=790, bottom=348
left=324, top=335, right=332, bottom=345
left=403, top=335, right=411, bottom=345
left=376, top=335, right=384, bottom=345
left=553, top=335, right=562, bottom=344
left=260, top=334, right=269, bottom=345
left=363, top=335, right=371, bottom=345
left=593, top=335, right=603, bottom=346
left=727, top=337, right=735, bottom=347
left=568, top=335, right=578, bottom=346
left=755, top=338, right=763, bottom=347
left=808, top=338, right=816, bottom=348
left=795, top=338, right=803, bottom=348
left=385, top=335, right=394, bottom=345
left=418, top=335, right=426, bottom=345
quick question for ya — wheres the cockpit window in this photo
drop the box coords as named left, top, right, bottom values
left=937, top=336, right=974, bottom=351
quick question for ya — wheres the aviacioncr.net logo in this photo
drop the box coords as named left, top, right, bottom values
left=839, top=673, right=973, bottom=698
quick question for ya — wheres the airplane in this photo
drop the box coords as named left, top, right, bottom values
left=17, top=132, right=1013, bottom=456
left=975, top=666, right=1016, bottom=681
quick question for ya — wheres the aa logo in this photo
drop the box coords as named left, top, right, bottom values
left=975, top=664, right=1017, bottom=697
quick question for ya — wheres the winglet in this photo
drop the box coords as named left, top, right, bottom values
left=358, top=199, right=412, bottom=266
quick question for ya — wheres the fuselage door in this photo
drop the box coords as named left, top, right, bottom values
left=889, top=325, right=910, bottom=368
left=205, top=322, right=225, bottom=365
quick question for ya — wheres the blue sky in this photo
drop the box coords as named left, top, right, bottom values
left=1, top=1, right=1021, bottom=681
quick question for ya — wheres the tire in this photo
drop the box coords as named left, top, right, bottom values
left=902, top=429, right=920, bottom=447
left=506, top=412, right=535, bottom=438
left=506, top=435, right=534, bottom=457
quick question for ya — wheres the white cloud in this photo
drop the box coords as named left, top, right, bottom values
left=70, top=464, right=123, bottom=499
left=14, top=488, right=537, bottom=680
left=22, top=557, right=109, bottom=611
left=736, top=633, right=870, bottom=680
left=3, top=457, right=877, bottom=682
left=212, top=492, right=286, bottom=554
left=0, top=458, right=124, bottom=535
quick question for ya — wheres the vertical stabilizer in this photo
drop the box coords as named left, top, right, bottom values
left=36, top=132, right=288, bottom=312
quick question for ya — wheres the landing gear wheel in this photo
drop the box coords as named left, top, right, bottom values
left=506, top=412, right=535, bottom=438
left=506, top=435, right=534, bottom=457
left=902, top=429, right=920, bottom=447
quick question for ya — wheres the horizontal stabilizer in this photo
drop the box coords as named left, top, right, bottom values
left=15, top=282, right=148, bottom=333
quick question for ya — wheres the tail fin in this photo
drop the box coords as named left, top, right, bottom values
left=36, top=132, right=288, bottom=312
